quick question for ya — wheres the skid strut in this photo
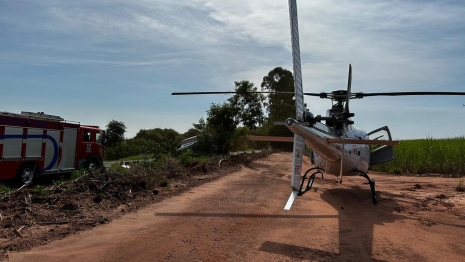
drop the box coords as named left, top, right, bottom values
left=352, top=169, right=377, bottom=204
left=298, top=167, right=324, bottom=196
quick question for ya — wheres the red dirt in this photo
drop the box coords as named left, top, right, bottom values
left=5, top=152, right=465, bottom=261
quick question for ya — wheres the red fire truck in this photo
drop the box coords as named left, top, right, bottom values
left=0, top=111, right=105, bottom=184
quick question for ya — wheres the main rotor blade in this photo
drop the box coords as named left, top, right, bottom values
left=345, top=64, right=352, bottom=113
left=354, top=91, right=465, bottom=98
left=171, top=91, right=294, bottom=95
left=289, top=0, right=304, bottom=122
left=287, top=0, right=305, bottom=209
left=303, top=92, right=325, bottom=97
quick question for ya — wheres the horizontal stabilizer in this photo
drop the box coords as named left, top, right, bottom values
left=248, top=135, right=294, bottom=142
left=327, top=138, right=399, bottom=145
left=284, top=191, right=298, bottom=210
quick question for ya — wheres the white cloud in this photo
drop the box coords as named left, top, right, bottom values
left=1, top=0, right=464, bottom=138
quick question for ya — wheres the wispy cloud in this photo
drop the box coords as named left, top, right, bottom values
left=0, top=0, right=464, bottom=138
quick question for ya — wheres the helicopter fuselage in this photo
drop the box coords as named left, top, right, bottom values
left=285, top=119, right=370, bottom=176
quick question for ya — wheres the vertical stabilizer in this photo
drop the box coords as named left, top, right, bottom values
left=287, top=0, right=304, bottom=210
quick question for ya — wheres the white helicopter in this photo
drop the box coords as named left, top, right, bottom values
left=172, top=0, right=465, bottom=210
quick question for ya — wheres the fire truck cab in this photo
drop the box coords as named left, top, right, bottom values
left=0, top=111, right=105, bottom=184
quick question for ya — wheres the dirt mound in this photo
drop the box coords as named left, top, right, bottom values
left=0, top=152, right=264, bottom=259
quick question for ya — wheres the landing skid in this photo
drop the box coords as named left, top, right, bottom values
left=296, top=167, right=377, bottom=205
left=297, top=167, right=324, bottom=196
left=352, top=169, right=377, bottom=204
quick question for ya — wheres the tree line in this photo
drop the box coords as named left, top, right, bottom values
left=105, top=67, right=297, bottom=160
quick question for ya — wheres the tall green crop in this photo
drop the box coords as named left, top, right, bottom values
left=370, top=136, right=465, bottom=176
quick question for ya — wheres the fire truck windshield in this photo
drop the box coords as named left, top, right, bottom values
left=96, top=132, right=103, bottom=145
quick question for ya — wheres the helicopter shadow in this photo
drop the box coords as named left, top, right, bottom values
left=258, top=185, right=426, bottom=261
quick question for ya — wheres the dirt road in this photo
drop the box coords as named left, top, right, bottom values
left=7, top=152, right=465, bottom=261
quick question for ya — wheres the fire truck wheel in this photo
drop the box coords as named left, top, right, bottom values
left=16, top=163, right=37, bottom=185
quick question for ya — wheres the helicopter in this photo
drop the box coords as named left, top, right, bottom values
left=172, top=0, right=465, bottom=210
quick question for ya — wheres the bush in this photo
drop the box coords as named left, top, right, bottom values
left=177, top=149, right=211, bottom=167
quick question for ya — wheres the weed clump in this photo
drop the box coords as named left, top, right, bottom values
left=457, top=178, right=464, bottom=192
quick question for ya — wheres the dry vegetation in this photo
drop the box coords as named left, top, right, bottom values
left=0, top=151, right=268, bottom=260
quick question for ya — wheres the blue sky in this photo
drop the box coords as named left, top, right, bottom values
left=1, top=0, right=464, bottom=139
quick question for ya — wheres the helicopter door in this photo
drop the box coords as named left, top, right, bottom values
left=367, top=126, right=395, bottom=166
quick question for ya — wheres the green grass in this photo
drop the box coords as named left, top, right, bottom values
left=70, top=169, right=87, bottom=180
left=370, top=136, right=465, bottom=175
left=0, top=183, right=14, bottom=194
left=34, top=184, right=50, bottom=196
left=177, top=150, right=213, bottom=167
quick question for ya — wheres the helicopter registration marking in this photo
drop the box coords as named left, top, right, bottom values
left=295, top=149, right=301, bottom=159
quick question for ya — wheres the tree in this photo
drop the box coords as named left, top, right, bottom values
left=192, top=118, right=214, bottom=155
left=230, top=126, right=251, bottom=151
left=227, top=80, right=265, bottom=129
left=182, top=128, right=200, bottom=139
left=261, top=67, right=296, bottom=122
left=105, top=120, right=126, bottom=147
left=135, top=128, right=181, bottom=154
left=261, top=67, right=296, bottom=149
left=193, top=103, right=239, bottom=155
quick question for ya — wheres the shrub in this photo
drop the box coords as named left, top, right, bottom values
left=457, top=178, right=464, bottom=192
left=177, top=149, right=211, bottom=167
